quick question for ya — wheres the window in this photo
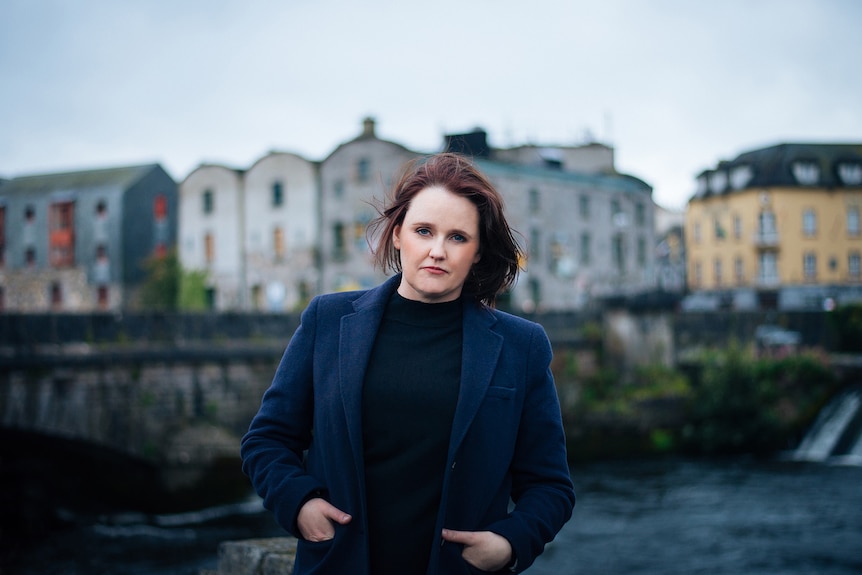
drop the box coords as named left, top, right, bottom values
left=733, top=215, right=742, bottom=240
left=838, top=163, right=862, bottom=186
left=203, top=189, right=214, bottom=214
left=850, top=252, right=861, bottom=279
left=757, top=210, right=777, bottom=244
left=693, top=222, right=702, bottom=244
left=529, top=189, right=540, bottom=214
left=273, top=226, right=284, bottom=260
left=530, top=228, right=541, bottom=260
left=333, top=222, right=346, bottom=259
left=96, top=201, right=107, bottom=218
left=714, top=217, right=726, bottom=240
left=730, top=165, right=753, bottom=190
left=637, top=236, right=646, bottom=265
left=529, top=278, right=541, bottom=309
left=49, top=201, right=75, bottom=267
left=803, top=252, right=817, bottom=280
left=96, top=244, right=107, bottom=260
left=25, top=205, right=35, bottom=222
left=356, top=158, right=370, bottom=183
left=611, top=199, right=621, bottom=220
left=204, top=232, right=215, bottom=264
left=154, top=194, right=167, bottom=220
left=735, top=256, right=744, bottom=284
left=803, top=208, right=817, bottom=237
left=50, top=282, right=62, bottom=310
left=635, top=203, right=645, bottom=226
left=792, top=161, right=820, bottom=185
left=579, top=195, right=590, bottom=219
left=759, top=252, right=778, bottom=284
left=272, top=181, right=284, bottom=207
left=333, top=180, right=345, bottom=199
left=25, top=247, right=35, bottom=267
left=693, top=261, right=703, bottom=287
left=709, top=171, right=727, bottom=193
left=612, top=233, right=625, bottom=271
left=848, top=206, right=860, bottom=236
left=714, top=258, right=723, bottom=286
left=580, top=232, right=591, bottom=265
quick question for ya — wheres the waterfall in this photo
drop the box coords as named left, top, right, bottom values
left=793, top=387, right=862, bottom=465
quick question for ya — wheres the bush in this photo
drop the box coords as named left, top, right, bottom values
left=683, top=345, right=837, bottom=455
left=829, top=303, right=862, bottom=352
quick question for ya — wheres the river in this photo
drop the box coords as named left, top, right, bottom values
left=4, top=456, right=861, bottom=574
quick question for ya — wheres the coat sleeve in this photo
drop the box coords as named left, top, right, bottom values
left=240, top=297, right=327, bottom=537
left=486, top=322, right=576, bottom=572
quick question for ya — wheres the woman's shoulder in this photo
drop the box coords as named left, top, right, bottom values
left=482, top=305, right=547, bottom=337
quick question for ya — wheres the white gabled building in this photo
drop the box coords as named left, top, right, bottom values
left=179, top=152, right=318, bottom=311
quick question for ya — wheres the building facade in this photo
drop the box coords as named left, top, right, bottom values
left=179, top=152, right=319, bottom=312
left=0, top=164, right=177, bottom=311
left=685, top=143, right=862, bottom=310
left=178, top=118, right=657, bottom=312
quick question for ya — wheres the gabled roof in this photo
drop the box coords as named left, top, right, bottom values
left=0, top=164, right=168, bottom=196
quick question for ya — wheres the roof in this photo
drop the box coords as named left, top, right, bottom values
left=477, top=158, right=652, bottom=195
left=694, top=143, right=862, bottom=199
left=0, top=164, right=167, bottom=196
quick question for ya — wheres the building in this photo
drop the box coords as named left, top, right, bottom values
left=179, top=118, right=657, bottom=312
left=318, top=118, right=418, bottom=294
left=684, top=143, right=862, bottom=310
left=0, top=164, right=177, bottom=311
left=179, top=152, right=319, bottom=311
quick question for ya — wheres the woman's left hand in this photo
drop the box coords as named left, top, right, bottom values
left=441, top=528, right=513, bottom=572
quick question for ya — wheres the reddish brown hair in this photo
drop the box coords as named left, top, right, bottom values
left=368, top=153, right=522, bottom=307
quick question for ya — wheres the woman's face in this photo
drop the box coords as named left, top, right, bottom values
left=393, top=185, right=481, bottom=303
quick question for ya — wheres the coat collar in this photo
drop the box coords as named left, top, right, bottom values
left=339, top=274, right=503, bottom=470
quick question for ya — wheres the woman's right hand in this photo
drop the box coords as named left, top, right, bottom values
left=297, top=497, right=352, bottom=542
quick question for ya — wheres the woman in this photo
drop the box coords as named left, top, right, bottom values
left=241, top=153, right=575, bottom=574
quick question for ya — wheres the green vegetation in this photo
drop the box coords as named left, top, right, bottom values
left=829, top=303, right=862, bottom=352
left=683, top=345, right=837, bottom=455
left=139, top=249, right=181, bottom=310
left=139, top=248, right=210, bottom=311
left=556, top=337, right=840, bottom=462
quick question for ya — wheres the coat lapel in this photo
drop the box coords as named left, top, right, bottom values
left=338, top=275, right=400, bottom=474
left=448, top=301, right=503, bottom=460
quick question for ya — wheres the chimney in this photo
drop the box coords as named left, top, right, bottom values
left=362, top=117, right=376, bottom=138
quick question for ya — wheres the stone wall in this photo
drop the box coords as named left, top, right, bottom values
left=202, top=538, right=296, bottom=575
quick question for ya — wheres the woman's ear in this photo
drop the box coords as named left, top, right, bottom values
left=392, top=225, right=402, bottom=250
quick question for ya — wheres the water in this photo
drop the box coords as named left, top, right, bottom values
left=5, top=457, right=861, bottom=575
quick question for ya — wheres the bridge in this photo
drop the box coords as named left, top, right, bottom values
left=0, top=313, right=299, bottom=513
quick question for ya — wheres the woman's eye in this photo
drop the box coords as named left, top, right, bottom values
left=416, top=228, right=431, bottom=236
left=451, top=234, right=466, bottom=242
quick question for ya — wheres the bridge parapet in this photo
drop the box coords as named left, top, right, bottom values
left=0, top=342, right=285, bottom=499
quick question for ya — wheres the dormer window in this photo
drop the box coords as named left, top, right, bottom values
left=730, top=165, right=753, bottom=190
left=838, top=163, right=862, bottom=186
left=709, top=171, right=727, bottom=194
left=695, top=175, right=708, bottom=197
left=792, top=161, right=820, bottom=185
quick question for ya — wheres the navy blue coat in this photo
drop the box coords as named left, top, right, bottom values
left=241, top=275, right=575, bottom=574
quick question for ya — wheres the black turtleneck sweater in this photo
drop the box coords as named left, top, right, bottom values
left=362, top=292, right=463, bottom=575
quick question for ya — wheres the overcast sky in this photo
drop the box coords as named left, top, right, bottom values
left=1, top=0, right=859, bottom=210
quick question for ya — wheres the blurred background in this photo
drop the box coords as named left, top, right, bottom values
left=1, top=1, right=861, bottom=573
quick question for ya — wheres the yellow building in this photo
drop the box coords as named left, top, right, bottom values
left=685, top=143, right=862, bottom=310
